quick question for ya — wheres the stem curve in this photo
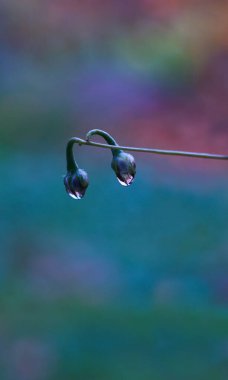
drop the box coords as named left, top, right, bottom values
left=66, top=138, right=82, bottom=172
left=86, top=129, right=121, bottom=157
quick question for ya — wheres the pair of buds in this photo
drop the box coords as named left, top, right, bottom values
left=64, top=130, right=136, bottom=199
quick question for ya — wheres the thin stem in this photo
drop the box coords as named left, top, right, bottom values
left=66, top=138, right=80, bottom=172
left=72, top=137, right=228, bottom=161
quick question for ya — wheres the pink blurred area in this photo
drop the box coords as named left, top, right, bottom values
left=1, top=0, right=228, bottom=174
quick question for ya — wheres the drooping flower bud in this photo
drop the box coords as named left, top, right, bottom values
left=64, top=168, right=89, bottom=199
left=86, top=129, right=136, bottom=186
left=111, top=151, right=136, bottom=186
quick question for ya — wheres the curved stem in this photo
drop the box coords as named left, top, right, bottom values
left=86, top=129, right=121, bottom=157
left=66, top=138, right=82, bottom=172
left=71, top=137, right=228, bottom=161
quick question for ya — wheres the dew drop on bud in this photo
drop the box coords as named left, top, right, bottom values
left=68, top=191, right=84, bottom=200
left=117, top=174, right=135, bottom=186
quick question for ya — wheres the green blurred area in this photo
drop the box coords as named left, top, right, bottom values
left=1, top=294, right=228, bottom=380
left=0, top=151, right=227, bottom=379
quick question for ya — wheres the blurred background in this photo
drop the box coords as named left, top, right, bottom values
left=0, top=1, right=228, bottom=379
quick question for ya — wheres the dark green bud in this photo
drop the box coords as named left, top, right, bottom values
left=64, top=168, right=89, bottom=200
left=112, top=151, right=136, bottom=186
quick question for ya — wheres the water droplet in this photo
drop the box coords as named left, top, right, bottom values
left=68, top=191, right=84, bottom=200
left=117, top=174, right=134, bottom=186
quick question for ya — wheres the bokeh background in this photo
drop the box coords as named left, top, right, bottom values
left=0, top=1, right=228, bottom=379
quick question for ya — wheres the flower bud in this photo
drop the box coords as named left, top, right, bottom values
left=111, top=151, right=136, bottom=186
left=64, top=168, right=89, bottom=199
